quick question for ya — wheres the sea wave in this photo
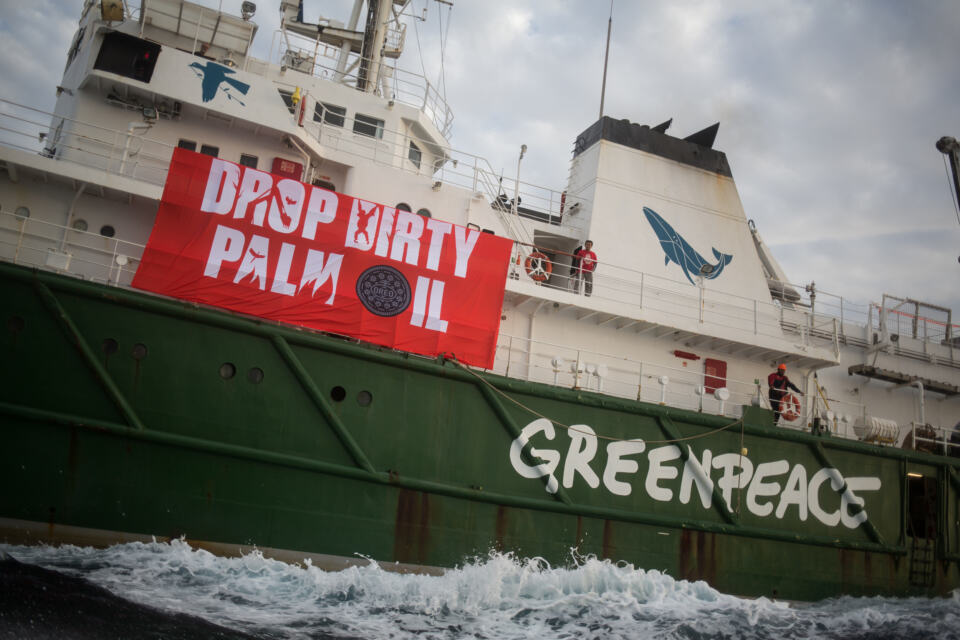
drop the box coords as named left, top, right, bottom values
left=2, top=540, right=958, bottom=639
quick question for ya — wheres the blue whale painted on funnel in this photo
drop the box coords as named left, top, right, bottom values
left=642, top=207, right=733, bottom=285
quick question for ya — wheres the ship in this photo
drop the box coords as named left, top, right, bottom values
left=2, top=0, right=959, bottom=602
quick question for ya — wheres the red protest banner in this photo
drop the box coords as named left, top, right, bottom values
left=132, top=149, right=512, bottom=368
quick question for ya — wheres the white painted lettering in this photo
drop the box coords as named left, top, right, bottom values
left=410, top=276, right=429, bottom=328
left=808, top=467, right=844, bottom=527
left=424, top=219, right=453, bottom=271
left=775, top=463, right=809, bottom=521
left=424, top=279, right=448, bottom=333
left=602, top=439, right=646, bottom=496
left=645, top=445, right=681, bottom=502
left=374, top=207, right=396, bottom=257
left=268, top=179, right=306, bottom=234
left=270, top=242, right=297, bottom=296
left=301, top=188, right=339, bottom=240
left=679, top=447, right=714, bottom=508
left=453, top=226, right=480, bottom=278
left=746, top=460, right=789, bottom=517
left=509, top=418, right=560, bottom=494
left=201, top=159, right=240, bottom=215
left=840, top=476, right=882, bottom=529
left=344, top=200, right=380, bottom=251
left=232, top=168, right=271, bottom=223
left=233, top=235, right=270, bottom=290
left=203, top=225, right=245, bottom=278
left=713, top=453, right=754, bottom=509
left=562, top=425, right=600, bottom=489
left=298, top=250, right=343, bottom=304
left=390, top=211, right=424, bottom=266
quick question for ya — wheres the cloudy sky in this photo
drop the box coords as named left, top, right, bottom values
left=2, top=0, right=959, bottom=316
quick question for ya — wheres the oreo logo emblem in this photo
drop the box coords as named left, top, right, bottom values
left=355, top=265, right=412, bottom=317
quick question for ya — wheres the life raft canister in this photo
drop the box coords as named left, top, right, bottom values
left=524, top=251, right=552, bottom=282
left=781, top=393, right=801, bottom=422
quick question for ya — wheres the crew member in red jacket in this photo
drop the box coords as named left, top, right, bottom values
left=574, top=240, right=597, bottom=296
left=768, top=363, right=801, bottom=424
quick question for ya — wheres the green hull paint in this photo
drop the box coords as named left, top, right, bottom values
left=2, top=262, right=958, bottom=601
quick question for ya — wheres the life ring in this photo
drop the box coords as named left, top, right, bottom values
left=780, top=393, right=801, bottom=422
left=524, top=251, right=552, bottom=282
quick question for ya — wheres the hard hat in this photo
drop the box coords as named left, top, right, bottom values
left=778, top=363, right=787, bottom=371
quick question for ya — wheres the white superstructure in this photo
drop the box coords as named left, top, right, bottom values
left=0, top=0, right=956, bottom=450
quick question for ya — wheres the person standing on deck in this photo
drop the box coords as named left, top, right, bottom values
left=768, top=363, right=801, bottom=424
left=574, top=240, right=597, bottom=296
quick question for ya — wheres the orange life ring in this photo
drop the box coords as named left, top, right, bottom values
left=524, top=251, right=552, bottom=282
left=781, top=393, right=801, bottom=422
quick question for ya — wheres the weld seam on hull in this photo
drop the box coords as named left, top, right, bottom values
left=270, top=334, right=375, bottom=474
left=657, top=416, right=738, bottom=524
left=32, top=278, right=145, bottom=431
left=0, top=400, right=908, bottom=556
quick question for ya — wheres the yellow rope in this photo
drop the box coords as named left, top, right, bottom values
left=453, top=359, right=744, bottom=445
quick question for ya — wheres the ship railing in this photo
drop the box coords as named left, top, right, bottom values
left=0, top=206, right=144, bottom=286
left=507, top=243, right=820, bottom=348
left=287, top=100, right=567, bottom=237
left=491, top=332, right=763, bottom=420
left=264, top=33, right=454, bottom=137
left=770, top=278, right=958, bottom=357
left=0, top=99, right=176, bottom=188
left=906, top=422, right=960, bottom=457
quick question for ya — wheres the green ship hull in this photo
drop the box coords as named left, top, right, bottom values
left=2, top=261, right=958, bottom=601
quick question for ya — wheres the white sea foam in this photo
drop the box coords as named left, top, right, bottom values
left=3, top=540, right=958, bottom=639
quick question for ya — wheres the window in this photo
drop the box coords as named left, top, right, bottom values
left=395, top=202, right=412, bottom=212
left=353, top=113, right=384, bottom=139
left=312, top=179, right=336, bottom=191
left=178, top=139, right=197, bottom=151
left=416, top=208, right=431, bottom=218
left=200, top=144, right=219, bottom=157
left=239, top=154, right=258, bottom=168
left=94, top=32, right=161, bottom=83
left=408, top=141, right=422, bottom=169
left=313, top=102, right=346, bottom=127
left=278, top=89, right=295, bottom=114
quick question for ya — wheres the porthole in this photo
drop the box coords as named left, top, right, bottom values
left=131, top=343, right=148, bottom=360
left=219, top=362, right=236, bottom=379
left=396, top=202, right=412, bottom=212
left=100, top=225, right=115, bottom=238
left=247, top=367, right=264, bottom=384
left=14, top=206, right=30, bottom=219
left=330, top=386, right=346, bottom=402
left=102, top=338, right=118, bottom=355
left=416, top=208, right=431, bottom=218
left=357, top=390, right=372, bottom=407
left=72, top=219, right=88, bottom=231
left=7, top=315, right=25, bottom=333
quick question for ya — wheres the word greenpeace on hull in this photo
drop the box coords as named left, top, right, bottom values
left=509, top=419, right=882, bottom=529
left=133, top=149, right=513, bottom=367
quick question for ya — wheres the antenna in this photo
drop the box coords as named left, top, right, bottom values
left=598, top=0, right=613, bottom=120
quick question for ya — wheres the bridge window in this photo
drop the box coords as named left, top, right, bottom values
left=200, top=144, right=219, bottom=158
left=353, top=114, right=384, bottom=139
left=408, top=141, right=422, bottom=169
left=239, top=154, right=258, bottom=168
left=94, top=32, right=161, bottom=83
left=177, top=139, right=197, bottom=151
left=278, top=89, right=295, bottom=114
left=314, top=103, right=345, bottom=127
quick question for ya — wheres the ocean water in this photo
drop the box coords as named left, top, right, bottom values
left=1, top=540, right=958, bottom=640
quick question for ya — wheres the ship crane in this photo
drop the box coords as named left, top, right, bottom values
left=935, top=135, right=960, bottom=264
